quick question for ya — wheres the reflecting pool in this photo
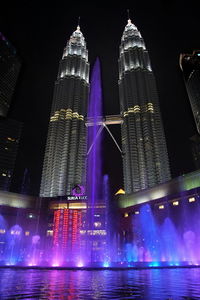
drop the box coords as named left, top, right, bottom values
left=0, top=267, right=200, bottom=299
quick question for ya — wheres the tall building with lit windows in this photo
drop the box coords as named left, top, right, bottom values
left=180, top=50, right=200, bottom=134
left=118, top=19, right=171, bottom=193
left=40, top=25, right=89, bottom=197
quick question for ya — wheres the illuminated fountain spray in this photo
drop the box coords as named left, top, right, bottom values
left=122, top=200, right=200, bottom=267
left=86, top=57, right=106, bottom=264
left=102, top=174, right=111, bottom=266
left=87, top=57, right=103, bottom=199
left=6, top=225, right=23, bottom=265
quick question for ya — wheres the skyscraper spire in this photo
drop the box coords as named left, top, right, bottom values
left=127, top=8, right=133, bottom=24
left=127, top=8, right=130, bottom=20
left=77, top=16, right=80, bottom=31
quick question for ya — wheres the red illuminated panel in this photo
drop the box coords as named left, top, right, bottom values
left=72, top=210, right=78, bottom=246
left=62, top=209, right=69, bottom=249
left=53, top=210, right=61, bottom=246
left=52, top=208, right=82, bottom=250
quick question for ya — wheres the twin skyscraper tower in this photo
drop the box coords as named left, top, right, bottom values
left=40, top=18, right=171, bottom=198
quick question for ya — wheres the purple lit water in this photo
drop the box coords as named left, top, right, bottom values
left=123, top=201, right=200, bottom=267
left=87, top=56, right=103, bottom=204
left=0, top=267, right=200, bottom=299
left=85, top=57, right=106, bottom=263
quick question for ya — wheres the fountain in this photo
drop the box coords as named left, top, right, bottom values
left=1, top=58, right=200, bottom=269
left=120, top=197, right=200, bottom=268
left=81, top=56, right=111, bottom=266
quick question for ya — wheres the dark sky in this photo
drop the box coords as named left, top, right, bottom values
left=0, top=2, right=199, bottom=196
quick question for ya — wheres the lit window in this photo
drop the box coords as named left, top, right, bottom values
left=68, top=202, right=87, bottom=209
left=189, top=197, right=195, bottom=203
left=124, top=212, right=129, bottom=218
left=46, top=230, right=53, bottom=236
left=50, top=203, right=68, bottom=209
left=2, top=173, right=6, bottom=177
left=0, top=229, right=6, bottom=234
left=94, top=222, right=101, bottom=227
left=25, top=231, right=30, bottom=236
left=80, top=230, right=106, bottom=236
left=135, top=211, right=139, bottom=215
left=159, top=205, right=165, bottom=209
left=173, top=201, right=179, bottom=206
left=27, top=213, right=36, bottom=219
left=11, top=230, right=21, bottom=235
left=7, top=137, right=15, bottom=142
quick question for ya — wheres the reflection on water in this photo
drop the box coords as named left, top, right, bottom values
left=0, top=267, right=200, bottom=299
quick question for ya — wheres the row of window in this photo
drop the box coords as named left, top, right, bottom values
left=123, top=197, right=197, bottom=217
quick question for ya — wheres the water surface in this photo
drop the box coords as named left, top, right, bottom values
left=0, top=267, right=200, bottom=299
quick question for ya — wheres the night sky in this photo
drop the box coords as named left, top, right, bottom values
left=0, top=2, right=199, bottom=196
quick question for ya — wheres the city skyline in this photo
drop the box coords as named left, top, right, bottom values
left=0, top=3, right=199, bottom=195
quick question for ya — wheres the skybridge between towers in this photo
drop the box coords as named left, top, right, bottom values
left=86, top=114, right=123, bottom=126
left=85, top=114, right=123, bottom=155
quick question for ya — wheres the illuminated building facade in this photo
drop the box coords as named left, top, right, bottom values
left=118, top=19, right=171, bottom=193
left=0, top=117, right=22, bottom=191
left=180, top=50, right=200, bottom=134
left=0, top=32, right=21, bottom=117
left=40, top=25, right=89, bottom=197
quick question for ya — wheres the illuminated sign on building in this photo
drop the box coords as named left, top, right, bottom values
left=67, top=195, right=87, bottom=201
left=72, top=185, right=85, bottom=196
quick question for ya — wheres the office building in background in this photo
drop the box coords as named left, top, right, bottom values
left=0, top=32, right=21, bottom=117
left=0, top=33, right=22, bottom=192
left=0, top=117, right=22, bottom=191
left=180, top=50, right=200, bottom=134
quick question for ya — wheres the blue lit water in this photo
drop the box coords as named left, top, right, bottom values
left=0, top=268, right=200, bottom=299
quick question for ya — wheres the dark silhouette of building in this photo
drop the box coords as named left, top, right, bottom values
left=0, top=32, right=21, bottom=117
left=20, top=168, right=31, bottom=195
left=180, top=50, right=200, bottom=134
left=118, top=19, right=171, bottom=193
left=190, top=134, right=200, bottom=170
left=0, top=33, right=22, bottom=192
left=0, top=117, right=22, bottom=191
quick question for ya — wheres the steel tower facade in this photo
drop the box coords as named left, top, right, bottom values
left=40, top=26, right=89, bottom=197
left=118, top=19, right=171, bottom=194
